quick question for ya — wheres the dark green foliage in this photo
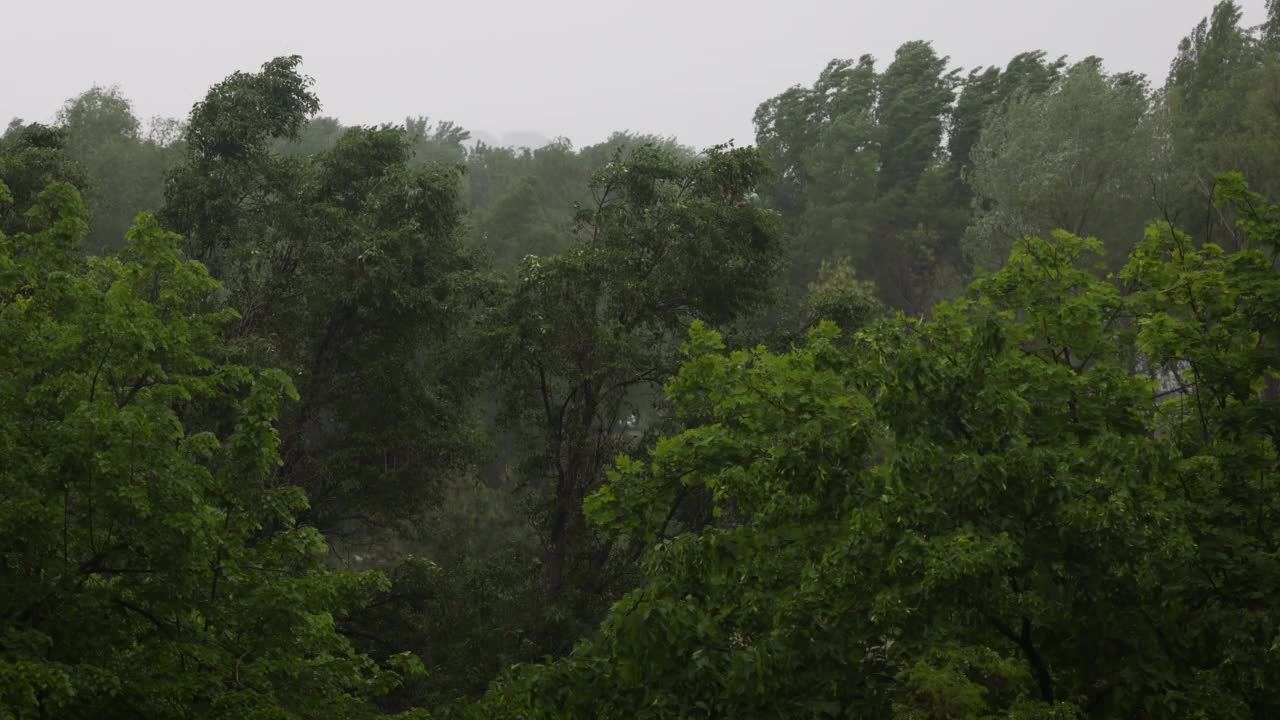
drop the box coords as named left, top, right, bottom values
left=0, top=180, right=419, bottom=719
left=184, top=55, right=320, bottom=163
left=0, top=122, right=87, bottom=235
left=162, top=57, right=486, bottom=536
left=14, top=11, right=1280, bottom=718
left=458, top=180, right=1280, bottom=719
left=491, top=140, right=785, bottom=651
left=753, top=41, right=965, bottom=312
left=876, top=41, right=958, bottom=195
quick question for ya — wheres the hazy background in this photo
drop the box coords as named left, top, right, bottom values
left=3, top=0, right=1266, bottom=148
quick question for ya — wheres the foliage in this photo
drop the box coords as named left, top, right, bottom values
left=12, top=13, right=1280, bottom=717
left=491, top=140, right=785, bottom=649
left=162, top=57, right=487, bottom=536
left=0, top=181, right=421, bottom=719
left=965, top=59, right=1156, bottom=270
left=799, top=258, right=885, bottom=336
left=947, top=50, right=1066, bottom=198
left=1163, top=1, right=1280, bottom=242
left=466, top=132, right=692, bottom=269
left=0, top=122, right=87, bottom=236
left=456, top=179, right=1280, bottom=719
left=58, top=86, right=181, bottom=254
left=753, top=41, right=965, bottom=311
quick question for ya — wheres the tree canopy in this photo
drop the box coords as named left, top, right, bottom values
left=0, top=180, right=421, bottom=719
left=6, top=5, right=1280, bottom=716
left=456, top=179, right=1280, bottom=719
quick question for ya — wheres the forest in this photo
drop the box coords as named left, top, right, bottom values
left=3, top=1, right=1280, bottom=717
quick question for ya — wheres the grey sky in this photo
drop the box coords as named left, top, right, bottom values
left=2, top=0, right=1266, bottom=149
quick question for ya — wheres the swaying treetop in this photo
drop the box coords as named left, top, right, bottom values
left=0, top=179, right=424, bottom=719
left=456, top=175, right=1280, bottom=720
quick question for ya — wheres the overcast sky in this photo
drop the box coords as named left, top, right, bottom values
left=2, top=0, right=1266, bottom=149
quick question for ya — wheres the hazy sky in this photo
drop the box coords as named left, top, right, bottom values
left=3, top=0, right=1266, bottom=149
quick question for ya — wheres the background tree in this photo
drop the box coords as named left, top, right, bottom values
left=494, top=141, right=785, bottom=648
left=965, top=58, right=1157, bottom=270
left=753, top=42, right=964, bottom=312
left=57, top=86, right=179, bottom=254
left=947, top=51, right=1066, bottom=201
left=162, top=56, right=487, bottom=539
left=1163, top=1, right=1280, bottom=243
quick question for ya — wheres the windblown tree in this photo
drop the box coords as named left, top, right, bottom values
left=161, top=56, right=487, bottom=538
left=1164, top=0, right=1280, bottom=242
left=965, top=58, right=1158, bottom=270
left=753, top=41, right=964, bottom=312
left=947, top=51, right=1066, bottom=201
left=493, top=141, right=785, bottom=648
left=0, top=178, right=422, bottom=719
left=459, top=175, right=1280, bottom=720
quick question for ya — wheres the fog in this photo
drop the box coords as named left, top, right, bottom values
left=3, top=0, right=1262, bottom=148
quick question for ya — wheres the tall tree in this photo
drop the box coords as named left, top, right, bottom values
left=753, top=43, right=964, bottom=311
left=460, top=180, right=1280, bottom=719
left=875, top=41, right=957, bottom=196
left=966, top=58, right=1156, bottom=270
left=754, top=56, right=878, bottom=230
left=493, top=142, right=785, bottom=649
left=948, top=51, right=1066, bottom=199
left=162, top=57, right=486, bottom=537
left=1164, top=1, right=1280, bottom=241
left=784, top=58, right=881, bottom=287
left=58, top=86, right=177, bottom=254
left=0, top=179, right=422, bottom=719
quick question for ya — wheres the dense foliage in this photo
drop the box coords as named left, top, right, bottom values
left=5, top=2, right=1280, bottom=717
left=461, top=196, right=1280, bottom=717
left=0, top=181, right=420, bottom=718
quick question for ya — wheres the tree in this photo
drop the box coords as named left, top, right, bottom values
left=0, top=122, right=86, bottom=235
left=466, top=133, right=693, bottom=270
left=274, top=115, right=347, bottom=158
left=948, top=51, right=1066, bottom=200
left=492, top=141, right=785, bottom=652
left=162, top=57, right=486, bottom=537
left=754, top=56, right=879, bottom=231
left=0, top=180, right=422, bottom=719
left=1266, top=0, right=1280, bottom=51
left=876, top=41, right=958, bottom=196
left=966, top=58, right=1156, bottom=270
left=798, top=258, right=884, bottom=337
left=457, top=178, right=1280, bottom=719
left=788, top=59, right=881, bottom=286
left=405, top=116, right=471, bottom=166
left=466, top=139, right=590, bottom=268
left=1164, top=1, right=1280, bottom=241
left=57, top=86, right=178, bottom=254
left=753, top=43, right=965, bottom=311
